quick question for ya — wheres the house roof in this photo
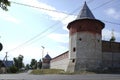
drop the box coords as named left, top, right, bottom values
left=3, top=61, right=13, bottom=67
left=76, top=2, right=95, bottom=20
left=44, top=54, right=51, bottom=60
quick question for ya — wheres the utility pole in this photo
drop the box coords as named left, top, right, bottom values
left=5, top=52, right=8, bottom=73
left=41, top=46, right=45, bottom=70
left=41, top=46, right=45, bottom=60
left=5, top=52, right=8, bottom=61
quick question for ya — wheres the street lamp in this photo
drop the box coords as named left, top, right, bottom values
left=41, top=46, right=45, bottom=60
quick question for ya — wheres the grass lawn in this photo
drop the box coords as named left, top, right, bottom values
left=30, top=69, right=95, bottom=75
left=31, top=69, right=65, bottom=74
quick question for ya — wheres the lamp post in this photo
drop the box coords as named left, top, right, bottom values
left=41, top=46, right=45, bottom=69
left=41, top=46, right=45, bottom=61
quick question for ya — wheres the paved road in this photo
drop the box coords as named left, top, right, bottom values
left=0, top=71, right=120, bottom=80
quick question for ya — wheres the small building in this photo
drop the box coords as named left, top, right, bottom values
left=0, top=60, right=13, bottom=73
left=0, top=60, right=6, bottom=73
left=42, top=54, right=51, bottom=69
left=3, top=61, right=14, bottom=68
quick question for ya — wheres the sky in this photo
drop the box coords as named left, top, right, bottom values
left=0, top=0, right=120, bottom=64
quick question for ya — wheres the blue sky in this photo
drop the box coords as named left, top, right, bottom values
left=0, top=0, right=120, bottom=64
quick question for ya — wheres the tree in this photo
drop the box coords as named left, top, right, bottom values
left=13, top=55, right=24, bottom=70
left=109, top=29, right=116, bottom=42
left=25, top=64, right=30, bottom=70
left=0, top=0, right=10, bottom=11
left=38, top=59, right=42, bottom=69
left=30, top=59, right=37, bottom=69
left=110, top=36, right=116, bottom=42
left=8, top=65, right=18, bottom=73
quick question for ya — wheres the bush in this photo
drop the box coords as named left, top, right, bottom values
left=8, top=65, right=18, bottom=73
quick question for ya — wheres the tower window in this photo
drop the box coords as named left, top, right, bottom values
left=73, top=47, right=76, bottom=52
left=72, top=59, right=75, bottom=63
left=98, top=39, right=100, bottom=42
left=79, top=38, right=82, bottom=41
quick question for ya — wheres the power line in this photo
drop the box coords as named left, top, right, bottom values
left=11, top=0, right=95, bottom=47
left=6, top=22, right=59, bottom=52
left=10, top=0, right=119, bottom=26
left=103, top=20, right=120, bottom=25
left=6, top=0, right=119, bottom=52
left=13, top=0, right=96, bottom=47
left=10, top=1, right=72, bottom=15
left=10, top=0, right=94, bottom=15
left=92, top=0, right=116, bottom=10
left=6, top=4, right=81, bottom=52
left=7, top=0, right=95, bottom=52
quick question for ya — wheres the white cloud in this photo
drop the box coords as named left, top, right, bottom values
left=105, top=8, right=120, bottom=20
left=0, top=10, right=20, bottom=24
left=17, top=0, right=76, bottom=31
left=48, top=33, right=69, bottom=43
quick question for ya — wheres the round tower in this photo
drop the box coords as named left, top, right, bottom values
left=67, top=2, right=105, bottom=72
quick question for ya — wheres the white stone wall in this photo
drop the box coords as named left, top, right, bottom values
left=76, top=32, right=102, bottom=60
left=69, top=33, right=77, bottom=59
left=66, top=33, right=77, bottom=72
left=75, top=32, right=102, bottom=70
left=50, top=57, right=69, bottom=71
left=68, top=32, right=102, bottom=71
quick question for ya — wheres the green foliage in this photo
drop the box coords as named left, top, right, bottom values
left=0, top=0, right=10, bottom=11
left=7, top=65, right=18, bottom=73
left=31, top=69, right=96, bottom=75
left=30, top=59, right=37, bottom=69
left=31, top=69, right=65, bottom=74
left=110, top=36, right=116, bottom=42
left=13, top=55, right=24, bottom=70
left=25, top=64, right=30, bottom=70
left=38, top=59, right=42, bottom=69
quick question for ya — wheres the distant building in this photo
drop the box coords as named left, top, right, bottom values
left=42, top=54, right=51, bottom=69
left=3, top=61, right=13, bottom=68
left=0, top=60, right=13, bottom=73
left=50, top=2, right=120, bottom=72
left=0, top=60, right=6, bottom=73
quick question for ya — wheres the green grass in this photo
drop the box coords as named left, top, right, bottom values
left=31, top=69, right=120, bottom=75
left=31, top=69, right=65, bottom=74
left=30, top=69, right=95, bottom=75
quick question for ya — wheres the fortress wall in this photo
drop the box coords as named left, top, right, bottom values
left=102, top=52, right=120, bottom=68
left=50, top=51, right=69, bottom=71
left=102, top=41, right=120, bottom=68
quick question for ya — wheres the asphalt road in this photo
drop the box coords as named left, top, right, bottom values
left=0, top=71, right=120, bottom=80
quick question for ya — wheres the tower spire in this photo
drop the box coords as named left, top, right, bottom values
left=76, top=1, right=95, bottom=19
